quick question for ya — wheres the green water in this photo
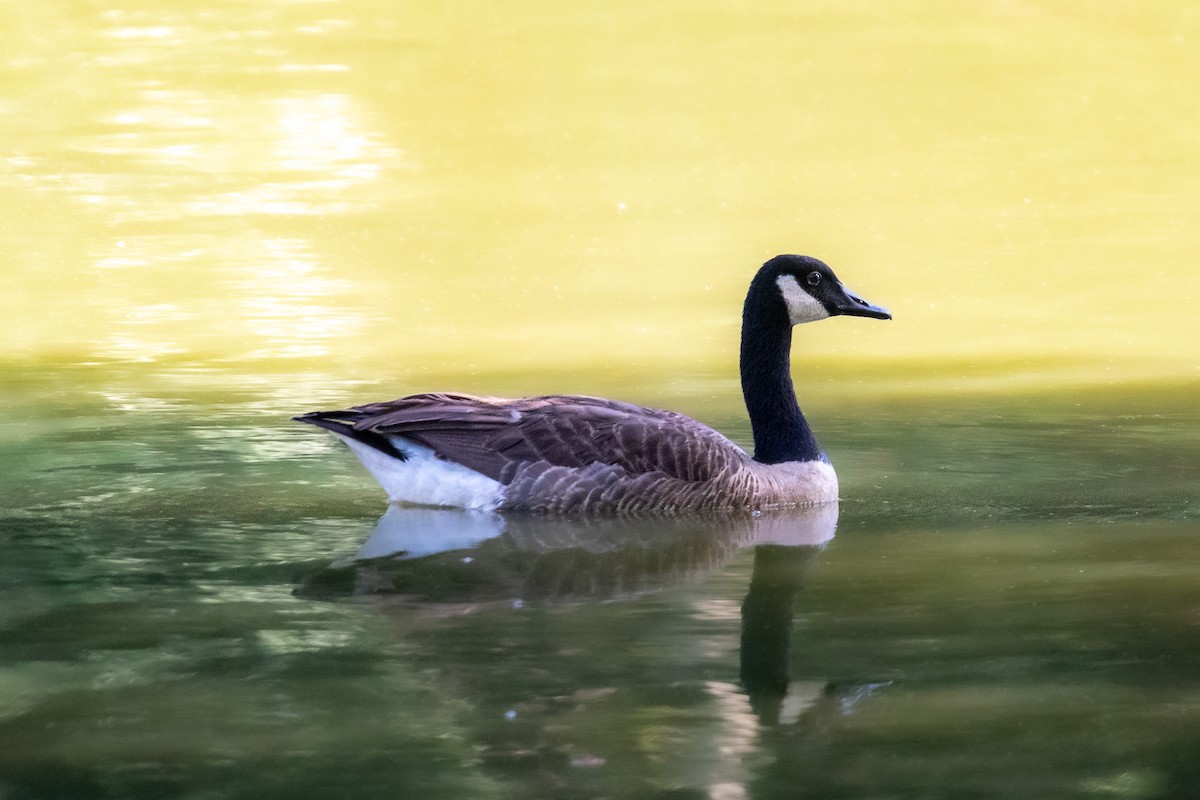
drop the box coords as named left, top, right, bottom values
left=2, top=366, right=1198, bottom=799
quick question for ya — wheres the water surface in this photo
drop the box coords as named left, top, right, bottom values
left=2, top=367, right=1198, bottom=799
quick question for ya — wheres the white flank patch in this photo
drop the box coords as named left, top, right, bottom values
left=333, top=433, right=504, bottom=511
left=775, top=274, right=830, bottom=325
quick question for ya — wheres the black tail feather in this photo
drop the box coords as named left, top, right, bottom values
left=293, top=412, right=409, bottom=461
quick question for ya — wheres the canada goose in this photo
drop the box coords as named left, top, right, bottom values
left=296, top=254, right=890, bottom=514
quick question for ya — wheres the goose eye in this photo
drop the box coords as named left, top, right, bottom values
left=806, top=271, right=821, bottom=287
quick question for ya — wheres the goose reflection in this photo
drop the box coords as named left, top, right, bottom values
left=298, top=503, right=886, bottom=727
left=299, top=503, right=837, bottom=604
left=739, top=537, right=890, bottom=728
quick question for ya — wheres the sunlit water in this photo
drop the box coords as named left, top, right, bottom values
left=3, top=1, right=1200, bottom=798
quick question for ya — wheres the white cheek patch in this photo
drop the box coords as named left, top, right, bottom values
left=775, top=274, right=830, bottom=325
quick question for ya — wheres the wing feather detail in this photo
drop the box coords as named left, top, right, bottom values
left=323, top=392, right=749, bottom=486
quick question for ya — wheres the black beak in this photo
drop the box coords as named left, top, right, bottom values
left=833, top=285, right=891, bottom=320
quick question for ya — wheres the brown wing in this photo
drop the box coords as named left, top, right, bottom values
left=317, top=392, right=748, bottom=484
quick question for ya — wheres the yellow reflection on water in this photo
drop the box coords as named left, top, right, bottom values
left=1, top=1, right=1198, bottom=392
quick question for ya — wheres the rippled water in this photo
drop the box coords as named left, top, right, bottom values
left=4, top=1, right=1200, bottom=798
left=2, top=366, right=1198, bottom=799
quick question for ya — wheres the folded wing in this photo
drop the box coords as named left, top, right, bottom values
left=299, top=392, right=749, bottom=485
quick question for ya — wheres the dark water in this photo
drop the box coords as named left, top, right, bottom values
left=2, top=365, right=1198, bottom=800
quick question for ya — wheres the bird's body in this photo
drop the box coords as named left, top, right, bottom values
left=296, top=255, right=889, bottom=515
left=299, top=393, right=838, bottom=514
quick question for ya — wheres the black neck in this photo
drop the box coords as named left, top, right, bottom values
left=739, top=283, right=822, bottom=464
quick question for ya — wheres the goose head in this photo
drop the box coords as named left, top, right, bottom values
left=758, top=254, right=891, bottom=325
